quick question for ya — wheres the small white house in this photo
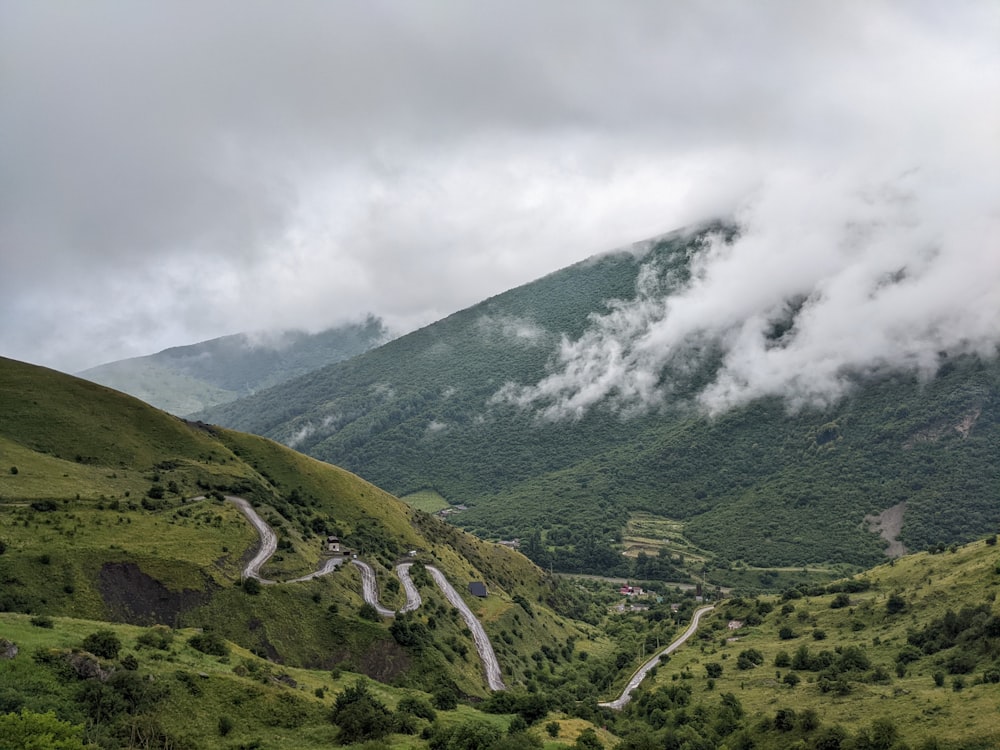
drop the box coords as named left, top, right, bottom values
left=326, top=536, right=341, bottom=553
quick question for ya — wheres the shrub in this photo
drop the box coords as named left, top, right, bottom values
left=0, top=708, right=89, bottom=750
left=82, top=630, right=122, bottom=659
left=188, top=632, right=229, bottom=657
left=358, top=603, right=381, bottom=622
left=29, top=616, right=53, bottom=629
left=773, top=708, right=797, bottom=731
left=330, top=679, right=392, bottom=743
left=398, top=696, right=436, bottom=722
left=736, top=649, right=764, bottom=670
left=812, top=629, right=827, bottom=640
left=432, top=687, right=459, bottom=710
left=830, top=593, right=851, bottom=609
left=886, top=593, right=907, bottom=615
left=242, top=577, right=261, bottom=595
left=546, top=722, right=560, bottom=738
left=779, top=626, right=796, bottom=640
left=137, top=626, right=173, bottom=651
left=218, top=715, right=234, bottom=736
left=705, top=662, right=723, bottom=678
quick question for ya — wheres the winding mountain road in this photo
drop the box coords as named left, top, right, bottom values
left=598, top=605, right=715, bottom=710
left=229, top=497, right=505, bottom=690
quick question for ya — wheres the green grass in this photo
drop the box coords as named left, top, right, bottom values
left=630, top=537, right=1000, bottom=748
left=0, top=355, right=606, bottom=704
left=0, top=611, right=526, bottom=749
left=401, top=489, right=451, bottom=513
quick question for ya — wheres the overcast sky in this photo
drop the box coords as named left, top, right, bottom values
left=2, top=2, right=998, bottom=387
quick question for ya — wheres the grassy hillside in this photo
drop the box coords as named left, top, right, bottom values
left=0, top=356, right=602, bottom=700
left=78, top=316, right=388, bottom=416
left=194, top=227, right=1000, bottom=581
left=5, top=354, right=1000, bottom=746
left=592, top=534, right=1000, bottom=749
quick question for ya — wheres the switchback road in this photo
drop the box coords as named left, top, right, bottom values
left=230, top=497, right=505, bottom=690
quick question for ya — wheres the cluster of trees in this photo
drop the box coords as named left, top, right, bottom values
left=612, top=682, right=922, bottom=750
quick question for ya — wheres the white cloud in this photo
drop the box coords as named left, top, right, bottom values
left=500, top=161, right=1000, bottom=418
left=1, top=1, right=997, bottom=375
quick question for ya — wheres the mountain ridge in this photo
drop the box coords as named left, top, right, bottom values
left=193, top=227, right=1000, bottom=581
left=77, top=316, right=389, bottom=416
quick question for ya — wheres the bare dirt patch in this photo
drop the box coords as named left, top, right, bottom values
left=864, top=501, right=908, bottom=558
left=99, top=562, right=213, bottom=626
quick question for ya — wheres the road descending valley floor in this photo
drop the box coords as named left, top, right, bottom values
left=598, top=605, right=714, bottom=710
left=230, top=496, right=506, bottom=690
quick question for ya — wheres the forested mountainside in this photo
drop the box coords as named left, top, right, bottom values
left=78, top=316, right=389, bottom=416
left=196, top=227, right=1000, bottom=580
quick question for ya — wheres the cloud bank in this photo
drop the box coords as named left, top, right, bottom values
left=499, top=163, right=1000, bottom=418
left=1, top=2, right=997, bottom=375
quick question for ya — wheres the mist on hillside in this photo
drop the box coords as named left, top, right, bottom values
left=498, top=167, right=1000, bottom=419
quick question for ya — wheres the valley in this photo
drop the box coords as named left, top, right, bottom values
left=194, top=228, right=1000, bottom=588
left=4, top=355, right=1000, bottom=747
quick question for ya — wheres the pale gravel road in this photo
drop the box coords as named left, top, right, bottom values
left=598, top=605, right=715, bottom=710
left=230, top=497, right=505, bottom=690
left=427, top=565, right=506, bottom=691
left=230, top=497, right=279, bottom=584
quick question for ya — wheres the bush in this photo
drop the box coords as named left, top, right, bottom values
left=136, top=626, right=173, bottom=651
left=830, top=593, right=851, bottom=609
left=82, top=630, right=122, bottom=659
left=432, top=687, right=459, bottom=710
left=218, top=715, right=234, bottom=736
left=736, top=649, right=764, bottom=670
left=358, top=603, right=381, bottom=621
left=29, top=616, right=53, bottom=629
left=886, top=593, right=907, bottom=615
left=546, top=721, right=560, bottom=738
left=330, top=679, right=392, bottom=743
left=188, top=632, right=229, bottom=657
left=705, top=662, right=723, bottom=678
left=774, top=708, right=797, bottom=731
left=398, top=696, right=436, bottom=722
left=242, top=577, right=262, bottom=595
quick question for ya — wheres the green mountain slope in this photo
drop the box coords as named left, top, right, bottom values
left=195, top=227, right=1000, bottom=579
left=0, top=356, right=595, bottom=699
left=595, top=535, right=1000, bottom=749
left=77, top=316, right=389, bottom=416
